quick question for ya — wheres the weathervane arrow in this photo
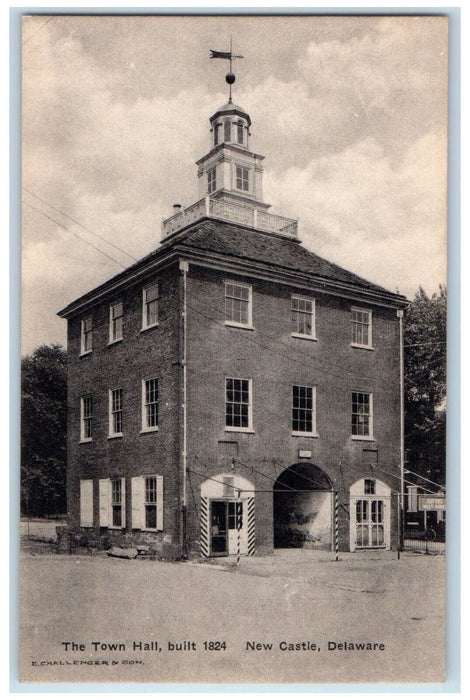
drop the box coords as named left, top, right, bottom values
left=209, top=39, right=243, bottom=101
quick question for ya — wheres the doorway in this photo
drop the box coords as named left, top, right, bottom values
left=210, top=500, right=244, bottom=556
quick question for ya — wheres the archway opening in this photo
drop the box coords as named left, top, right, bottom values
left=273, top=463, right=333, bottom=550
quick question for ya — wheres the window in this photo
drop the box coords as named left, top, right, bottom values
left=224, top=119, right=231, bottom=142
left=142, top=378, right=158, bottom=431
left=214, top=123, right=219, bottom=146
left=142, top=284, right=159, bottom=329
left=225, top=282, right=252, bottom=327
left=80, top=480, right=93, bottom=527
left=131, top=475, right=163, bottom=530
left=364, top=478, right=376, bottom=495
left=109, top=302, right=123, bottom=343
left=351, top=392, right=373, bottom=438
left=207, top=167, right=217, bottom=194
left=292, top=385, right=316, bottom=435
left=111, top=478, right=124, bottom=527
left=80, top=317, right=93, bottom=354
left=236, top=166, right=249, bottom=191
left=109, top=388, right=123, bottom=436
left=291, top=296, right=315, bottom=338
left=80, top=396, right=93, bottom=442
left=237, top=120, right=244, bottom=144
left=225, top=378, right=252, bottom=431
left=351, top=308, right=372, bottom=348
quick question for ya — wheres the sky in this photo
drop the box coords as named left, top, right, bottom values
left=21, top=14, right=448, bottom=355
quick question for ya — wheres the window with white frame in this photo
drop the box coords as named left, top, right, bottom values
left=236, top=166, right=249, bottom=191
left=109, top=301, right=123, bottom=343
left=98, top=477, right=125, bottom=528
left=207, top=167, right=217, bottom=194
left=292, top=385, right=316, bottom=435
left=142, top=284, right=159, bottom=329
left=224, top=119, right=231, bottom=142
left=351, top=392, right=373, bottom=438
left=225, top=377, right=252, bottom=430
left=131, top=475, right=163, bottom=531
left=80, top=317, right=93, bottom=354
left=351, top=308, right=372, bottom=347
left=225, top=282, right=252, bottom=327
left=111, top=477, right=124, bottom=527
left=291, top=296, right=315, bottom=338
left=142, top=378, right=158, bottom=431
left=109, top=388, right=123, bottom=436
left=80, top=395, right=93, bottom=442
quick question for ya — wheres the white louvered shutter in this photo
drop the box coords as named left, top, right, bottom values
left=99, top=479, right=110, bottom=527
left=80, top=480, right=93, bottom=527
left=131, top=476, right=144, bottom=529
left=156, top=475, right=164, bottom=531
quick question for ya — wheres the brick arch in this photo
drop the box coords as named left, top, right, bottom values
left=274, top=462, right=333, bottom=492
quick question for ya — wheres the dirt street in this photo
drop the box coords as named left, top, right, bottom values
left=18, top=547, right=445, bottom=685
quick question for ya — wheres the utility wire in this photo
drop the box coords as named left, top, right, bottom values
left=23, top=187, right=138, bottom=263
left=23, top=201, right=126, bottom=270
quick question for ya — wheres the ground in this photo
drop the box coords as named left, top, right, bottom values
left=18, top=519, right=446, bottom=685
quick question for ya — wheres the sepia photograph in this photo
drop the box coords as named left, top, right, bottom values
left=19, top=13, right=448, bottom=685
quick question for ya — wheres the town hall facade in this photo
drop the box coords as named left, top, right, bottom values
left=59, top=86, right=408, bottom=558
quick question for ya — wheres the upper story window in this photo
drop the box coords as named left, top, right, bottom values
left=142, top=378, right=159, bottom=432
left=142, top=284, right=159, bottom=330
left=364, top=478, right=376, bottom=495
left=80, top=395, right=93, bottom=442
left=351, top=392, right=373, bottom=439
left=109, top=302, right=123, bottom=343
left=207, top=167, right=217, bottom=194
left=214, top=123, right=219, bottom=146
left=109, top=388, right=123, bottom=437
left=225, top=377, right=252, bottom=432
left=225, top=282, right=252, bottom=327
left=236, top=166, right=249, bottom=191
left=351, top=308, right=372, bottom=348
left=224, top=119, right=231, bottom=142
left=237, top=120, right=244, bottom=144
left=292, top=385, right=316, bottom=435
left=80, top=317, right=93, bottom=355
left=291, top=296, right=316, bottom=338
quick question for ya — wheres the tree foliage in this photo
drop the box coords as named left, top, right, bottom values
left=404, top=286, right=446, bottom=485
left=21, top=344, right=67, bottom=516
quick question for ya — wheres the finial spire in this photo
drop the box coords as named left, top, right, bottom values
left=209, top=37, right=243, bottom=102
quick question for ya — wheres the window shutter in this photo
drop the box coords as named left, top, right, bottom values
left=156, top=475, right=164, bottom=531
left=131, top=476, right=144, bottom=529
left=99, top=479, right=110, bottom=527
left=80, top=480, right=93, bottom=527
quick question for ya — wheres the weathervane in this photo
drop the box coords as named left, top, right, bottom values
left=210, top=37, right=244, bottom=102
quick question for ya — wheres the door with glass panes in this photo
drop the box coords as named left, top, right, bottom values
left=354, top=498, right=386, bottom=548
left=210, top=500, right=246, bottom=556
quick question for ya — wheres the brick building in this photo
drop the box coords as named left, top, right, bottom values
left=58, top=92, right=408, bottom=558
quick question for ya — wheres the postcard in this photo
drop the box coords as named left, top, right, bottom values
left=19, top=14, right=448, bottom=685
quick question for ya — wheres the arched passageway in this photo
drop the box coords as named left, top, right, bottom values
left=273, top=463, right=333, bottom=550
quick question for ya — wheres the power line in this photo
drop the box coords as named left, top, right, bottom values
left=23, top=187, right=138, bottom=263
left=23, top=201, right=126, bottom=270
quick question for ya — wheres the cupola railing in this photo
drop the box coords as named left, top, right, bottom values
left=161, top=196, right=298, bottom=240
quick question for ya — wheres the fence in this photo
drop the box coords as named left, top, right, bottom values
left=403, top=527, right=445, bottom=555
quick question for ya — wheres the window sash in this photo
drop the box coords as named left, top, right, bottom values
left=224, top=120, right=231, bottom=142
left=351, top=392, right=372, bottom=436
left=225, top=378, right=251, bottom=429
left=237, top=121, right=244, bottom=144
left=291, top=297, right=314, bottom=336
left=292, top=385, right=315, bottom=433
left=351, top=308, right=371, bottom=346
left=110, top=388, right=123, bottom=435
left=110, top=302, right=123, bottom=341
left=143, top=378, right=159, bottom=429
left=81, top=317, right=93, bottom=353
left=236, top=166, right=249, bottom=191
left=207, top=168, right=216, bottom=194
left=81, top=396, right=93, bottom=440
left=225, top=282, right=251, bottom=325
left=111, top=478, right=122, bottom=527
left=143, top=284, right=159, bottom=328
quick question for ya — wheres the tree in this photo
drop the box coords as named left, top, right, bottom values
left=404, top=286, right=446, bottom=485
left=21, top=344, right=67, bottom=516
